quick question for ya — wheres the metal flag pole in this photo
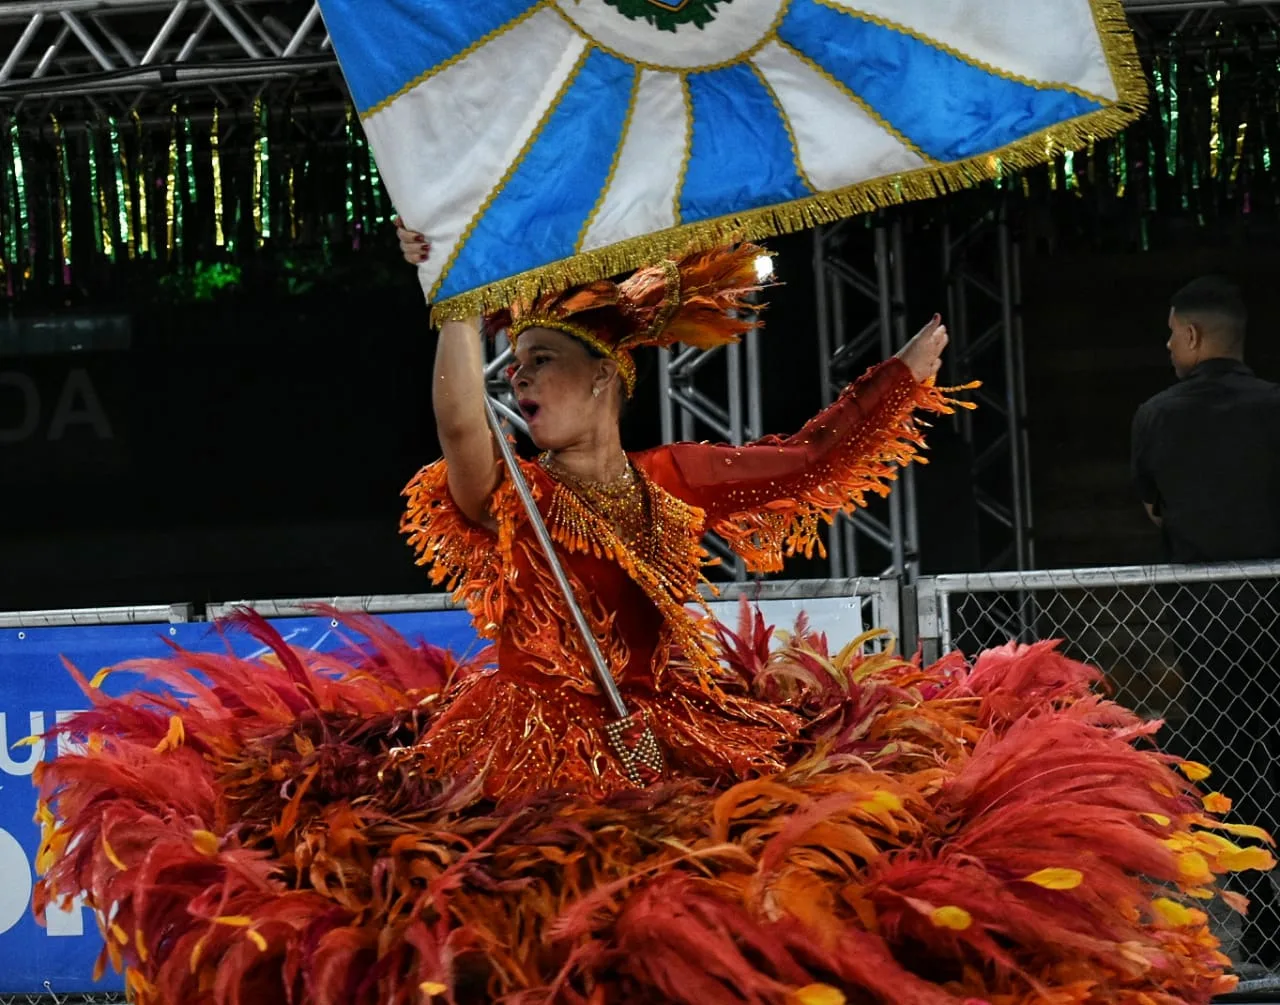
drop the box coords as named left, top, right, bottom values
left=483, top=397, right=665, bottom=787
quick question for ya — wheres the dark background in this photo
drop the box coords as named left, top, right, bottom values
left=5, top=219, right=1279, bottom=613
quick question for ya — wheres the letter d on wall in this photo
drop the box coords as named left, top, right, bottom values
left=0, top=827, right=33, bottom=936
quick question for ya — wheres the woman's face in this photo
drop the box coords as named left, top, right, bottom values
left=509, top=327, right=616, bottom=450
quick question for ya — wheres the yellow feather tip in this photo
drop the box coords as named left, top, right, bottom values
left=1022, top=867, right=1084, bottom=891
left=788, top=985, right=847, bottom=1005
left=930, top=905, right=973, bottom=931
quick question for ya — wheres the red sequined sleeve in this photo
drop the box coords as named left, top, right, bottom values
left=636, top=359, right=972, bottom=573
left=399, top=458, right=527, bottom=635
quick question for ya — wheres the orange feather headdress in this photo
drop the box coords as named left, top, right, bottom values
left=488, top=243, right=769, bottom=396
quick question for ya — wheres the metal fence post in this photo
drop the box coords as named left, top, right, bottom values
left=878, top=573, right=904, bottom=653
left=914, top=577, right=941, bottom=665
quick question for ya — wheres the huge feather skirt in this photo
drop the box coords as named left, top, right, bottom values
left=31, top=606, right=1277, bottom=1005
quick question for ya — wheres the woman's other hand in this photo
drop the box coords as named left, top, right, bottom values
left=395, top=216, right=430, bottom=265
left=897, top=314, right=948, bottom=383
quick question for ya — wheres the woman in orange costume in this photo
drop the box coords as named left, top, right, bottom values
left=400, top=236, right=949, bottom=801
left=31, top=235, right=1275, bottom=1005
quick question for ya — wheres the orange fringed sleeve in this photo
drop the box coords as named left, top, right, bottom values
left=400, top=458, right=529, bottom=635
left=638, top=359, right=974, bottom=573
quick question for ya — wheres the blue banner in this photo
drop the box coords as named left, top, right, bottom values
left=0, top=611, right=480, bottom=994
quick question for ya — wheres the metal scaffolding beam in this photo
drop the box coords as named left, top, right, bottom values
left=0, top=1, right=334, bottom=106
left=1125, top=0, right=1280, bottom=9
left=485, top=340, right=530, bottom=441
left=1125, top=0, right=1280, bottom=45
left=943, top=203, right=1034, bottom=572
left=813, top=204, right=1032, bottom=578
left=3, top=0, right=1276, bottom=111
left=657, top=328, right=764, bottom=581
left=813, top=216, right=920, bottom=581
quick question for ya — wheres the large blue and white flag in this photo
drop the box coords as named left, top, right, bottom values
left=316, top=0, right=1146, bottom=320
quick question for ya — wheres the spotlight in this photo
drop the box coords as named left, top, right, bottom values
left=754, top=254, right=775, bottom=283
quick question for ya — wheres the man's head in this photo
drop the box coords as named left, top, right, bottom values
left=1167, top=276, right=1248, bottom=378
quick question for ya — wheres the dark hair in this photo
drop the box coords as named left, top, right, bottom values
left=1170, top=275, right=1248, bottom=346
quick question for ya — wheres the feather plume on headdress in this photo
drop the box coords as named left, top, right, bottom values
left=494, top=243, right=768, bottom=396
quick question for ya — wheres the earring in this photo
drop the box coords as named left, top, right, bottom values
left=592, top=387, right=601, bottom=398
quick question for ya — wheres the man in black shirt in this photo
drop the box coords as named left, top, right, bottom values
left=1132, top=277, right=1280, bottom=561
left=1132, top=276, right=1280, bottom=966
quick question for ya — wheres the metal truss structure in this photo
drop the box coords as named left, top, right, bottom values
left=943, top=204, right=1033, bottom=573
left=657, top=330, right=765, bottom=580
left=1125, top=0, right=1280, bottom=49
left=0, top=0, right=338, bottom=127
left=2, top=0, right=1269, bottom=103
left=813, top=217, right=921, bottom=581
left=4, top=0, right=1278, bottom=113
left=812, top=202, right=1033, bottom=580
left=1125, top=0, right=1280, bottom=14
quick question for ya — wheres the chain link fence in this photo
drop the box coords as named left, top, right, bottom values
left=918, top=562, right=1280, bottom=992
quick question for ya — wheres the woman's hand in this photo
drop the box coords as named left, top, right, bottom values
left=395, top=216, right=430, bottom=264
left=896, top=314, right=948, bottom=383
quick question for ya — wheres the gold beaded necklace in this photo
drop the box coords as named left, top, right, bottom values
left=533, top=452, right=722, bottom=688
left=538, top=453, right=648, bottom=550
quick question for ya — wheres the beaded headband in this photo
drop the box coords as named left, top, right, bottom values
left=507, top=315, right=639, bottom=396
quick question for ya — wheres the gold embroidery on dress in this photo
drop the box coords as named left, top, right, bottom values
left=539, top=456, right=721, bottom=688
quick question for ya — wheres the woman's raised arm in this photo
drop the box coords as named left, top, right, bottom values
left=635, top=318, right=967, bottom=573
left=399, top=218, right=500, bottom=526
